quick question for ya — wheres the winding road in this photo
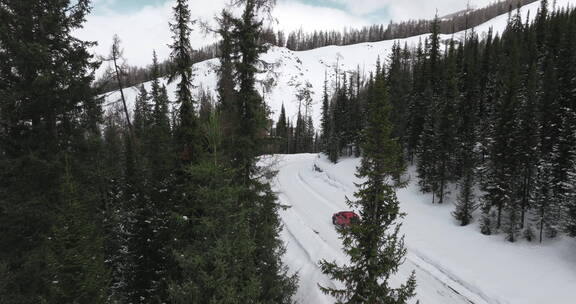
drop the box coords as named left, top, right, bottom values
left=271, top=154, right=496, bottom=304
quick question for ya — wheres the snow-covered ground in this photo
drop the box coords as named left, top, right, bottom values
left=96, top=0, right=576, bottom=302
left=269, top=154, right=576, bottom=304
left=102, top=0, right=575, bottom=128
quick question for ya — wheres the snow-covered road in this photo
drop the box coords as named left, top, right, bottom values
left=271, top=154, right=494, bottom=304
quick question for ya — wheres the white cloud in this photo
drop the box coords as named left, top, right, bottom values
left=273, top=1, right=368, bottom=32
left=76, top=0, right=370, bottom=69
left=325, top=0, right=498, bottom=20
left=76, top=0, right=228, bottom=68
left=75, top=0, right=498, bottom=69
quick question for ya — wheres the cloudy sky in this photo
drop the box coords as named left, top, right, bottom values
left=77, top=0, right=496, bottom=68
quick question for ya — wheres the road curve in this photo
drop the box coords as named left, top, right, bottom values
left=271, top=154, right=495, bottom=304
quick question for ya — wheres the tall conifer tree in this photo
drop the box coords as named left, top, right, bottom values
left=320, top=69, right=416, bottom=304
left=169, top=0, right=199, bottom=164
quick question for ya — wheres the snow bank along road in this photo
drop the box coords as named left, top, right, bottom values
left=270, top=154, right=576, bottom=304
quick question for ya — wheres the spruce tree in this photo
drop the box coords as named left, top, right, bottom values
left=416, top=88, right=439, bottom=198
left=533, top=155, right=557, bottom=242
left=433, top=40, right=458, bottom=204
left=105, top=35, right=132, bottom=132
left=452, top=153, right=478, bottom=226
left=207, top=1, right=298, bottom=302
left=387, top=42, right=411, bottom=143
left=169, top=113, right=263, bottom=303
left=231, top=0, right=271, bottom=180
left=0, top=1, right=105, bottom=301
left=321, top=73, right=331, bottom=153
left=319, top=70, right=416, bottom=304
left=133, top=85, right=152, bottom=141
left=43, top=157, right=109, bottom=304
left=216, top=9, right=242, bottom=164
left=565, top=142, right=576, bottom=237
left=328, top=100, right=340, bottom=163
left=169, top=0, right=199, bottom=164
left=483, top=10, right=523, bottom=240
left=149, top=54, right=173, bottom=180
left=453, top=34, right=480, bottom=226
left=276, top=104, right=288, bottom=153
left=306, top=116, right=316, bottom=153
left=514, top=38, right=539, bottom=230
left=405, top=41, right=426, bottom=163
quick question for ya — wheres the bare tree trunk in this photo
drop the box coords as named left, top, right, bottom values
left=112, top=53, right=132, bottom=131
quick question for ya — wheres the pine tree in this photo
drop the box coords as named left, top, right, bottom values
left=328, top=100, right=340, bottom=163
left=321, top=72, right=331, bottom=152
left=433, top=40, right=458, bottom=204
left=133, top=85, right=152, bottom=140
left=230, top=0, right=270, bottom=180
left=169, top=162, right=263, bottom=303
left=319, top=70, right=416, bottom=303
left=514, top=37, right=539, bottom=229
left=484, top=10, right=523, bottom=239
left=149, top=77, right=173, bottom=179
left=453, top=34, right=480, bottom=226
left=565, top=142, right=576, bottom=237
left=216, top=9, right=240, bottom=163
left=169, top=113, right=263, bottom=303
left=169, top=0, right=199, bottom=164
left=405, top=41, right=427, bottom=163
left=428, top=14, right=442, bottom=88
left=416, top=87, right=439, bottom=199
left=453, top=155, right=478, bottom=226
left=306, top=115, right=316, bottom=153
left=415, top=20, right=446, bottom=202
left=276, top=104, right=288, bottom=153
left=387, top=42, right=411, bottom=143
left=455, top=33, right=479, bottom=180
left=0, top=1, right=104, bottom=301
left=106, top=35, right=133, bottom=132
left=187, top=2, right=297, bottom=302
left=533, top=156, right=556, bottom=242
left=476, top=30, right=500, bottom=173
left=149, top=52, right=173, bottom=178
left=43, top=156, right=109, bottom=303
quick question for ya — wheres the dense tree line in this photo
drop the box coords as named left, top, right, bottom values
left=320, top=2, right=576, bottom=244
left=0, top=0, right=296, bottom=303
left=271, top=80, right=319, bottom=154
left=94, top=44, right=217, bottom=95
left=275, top=0, right=539, bottom=51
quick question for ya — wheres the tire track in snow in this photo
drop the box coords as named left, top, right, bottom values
left=276, top=154, right=499, bottom=304
left=277, top=192, right=340, bottom=295
left=310, top=157, right=498, bottom=304
left=296, top=170, right=341, bottom=212
left=407, top=249, right=500, bottom=304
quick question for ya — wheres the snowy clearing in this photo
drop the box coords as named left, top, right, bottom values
left=270, top=154, right=576, bottom=304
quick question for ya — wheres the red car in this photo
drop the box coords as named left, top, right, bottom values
left=332, top=211, right=360, bottom=227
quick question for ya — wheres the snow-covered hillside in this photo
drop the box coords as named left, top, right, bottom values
left=102, top=0, right=575, bottom=127
left=99, top=1, right=576, bottom=302
left=271, top=154, right=576, bottom=304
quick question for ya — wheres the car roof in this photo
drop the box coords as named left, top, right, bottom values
left=338, top=211, right=357, bottom=216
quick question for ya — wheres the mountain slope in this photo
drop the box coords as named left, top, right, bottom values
left=101, top=0, right=572, bottom=127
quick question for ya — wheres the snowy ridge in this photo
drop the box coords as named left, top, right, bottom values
left=102, top=0, right=575, bottom=128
